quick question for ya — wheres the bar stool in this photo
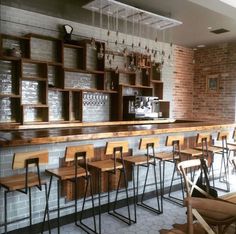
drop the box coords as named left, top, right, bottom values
left=0, top=150, right=50, bottom=234
left=225, top=129, right=236, bottom=165
left=123, top=137, right=162, bottom=220
left=194, top=132, right=229, bottom=192
left=154, top=135, right=202, bottom=206
left=88, top=141, right=135, bottom=234
left=44, top=145, right=96, bottom=234
left=213, top=131, right=232, bottom=191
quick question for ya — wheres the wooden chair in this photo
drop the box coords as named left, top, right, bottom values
left=160, top=197, right=236, bottom=234
left=44, top=144, right=96, bottom=233
left=154, top=135, right=202, bottom=206
left=123, top=137, right=162, bottom=221
left=178, top=158, right=236, bottom=234
left=88, top=141, right=135, bottom=234
left=0, top=150, right=49, bottom=234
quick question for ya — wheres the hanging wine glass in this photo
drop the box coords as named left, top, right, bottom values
left=90, top=4, right=97, bottom=50
left=115, top=8, right=121, bottom=53
left=122, top=8, right=128, bottom=57
left=115, top=65, right=119, bottom=74
left=168, top=42, right=174, bottom=66
left=97, top=42, right=104, bottom=60
left=106, top=5, right=111, bottom=52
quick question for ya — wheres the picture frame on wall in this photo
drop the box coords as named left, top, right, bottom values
left=206, top=74, right=219, bottom=92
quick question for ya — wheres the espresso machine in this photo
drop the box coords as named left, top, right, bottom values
left=123, top=95, right=159, bottom=120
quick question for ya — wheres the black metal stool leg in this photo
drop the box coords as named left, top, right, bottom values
left=140, top=164, right=150, bottom=204
left=29, top=187, right=32, bottom=232
left=57, top=180, right=60, bottom=234
left=163, top=161, right=184, bottom=206
left=45, top=184, right=51, bottom=233
left=136, top=166, right=140, bottom=204
left=112, top=170, right=122, bottom=213
left=168, top=162, right=176, bottom=197
left=108, top=168, right=133, bottom=225
left=122, top=168, right=131, bottom=224
left=107, top=172, right=112, bottom=213
left=132, top=165, right=137, bottom=223
left=153, top=163, right=162, bottom=213
left=89, top=176, right=97, bottom=233
left=162, top=160, right=165, bottom=197
left=76, top=176, right=97, bottom=233
left=42, top=176, right=53, bottom=233
left=137, top=164, right=162, bottom=214
left=4, top=190, right=8, bottom=234
left=159, top=160, right=163, bottom=212
left=98, top=172, right=102, bottom=234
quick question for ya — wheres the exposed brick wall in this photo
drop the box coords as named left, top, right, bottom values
left=172, top=46, right=194, bottom=119
left=193, top=43, right=236, bottom=121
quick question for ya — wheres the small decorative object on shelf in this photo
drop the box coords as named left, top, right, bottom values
left=7, top=48, right=22, bottom=58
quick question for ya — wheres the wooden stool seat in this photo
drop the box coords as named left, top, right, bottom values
left=180, top=148, right=202, bottom=157
left=213, top=143, right=236, bottom=151
left=154, top=151, right=173, bottom=161
left=88, top=159, right=123, bottom=172
left=225, top=143, right=236, bottom=151
left=194, top=145, right=222, bottom=154
left=46, top=166, right=89, bottom=180
left=124, top=155, right=154, bottom=165
left=0, top=172, right=46, bottom=191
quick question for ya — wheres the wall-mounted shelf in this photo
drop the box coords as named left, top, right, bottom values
left=0, top=34, right=30, bottom=59
left=0, top=33, right=170, bottom=127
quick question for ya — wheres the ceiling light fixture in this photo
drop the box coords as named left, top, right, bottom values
left=83, top=0, right=182, bottom=30
left=219, top=0, right=236, bottom=8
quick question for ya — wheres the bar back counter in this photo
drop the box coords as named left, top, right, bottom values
left=0, top=119, right=235, bottom=233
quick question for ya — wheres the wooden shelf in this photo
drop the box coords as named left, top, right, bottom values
left=48, top=87, right=68, bottom=92
left=120, top=84, right=152, bottom=89
left=21, top=58, right=47, bottom=64
left=105, top=68, right=136, bottom=75
left=0, top=32, right=168, bottom=127
left=0, top=94, right=20, bottom=98
left=0, top=34, right=30, bottom=59
left=22, top=104, right=48, bottom=107
left=64, top=43, right=83, bottom=49
left=21, top=76, right=47, bottom=81
left=151, top=80, right=163, bottom=83
left=0, top=55, right=21, bottom=61
left=64, top=67, right=104, bottom=74
left=25, top=33, right=61, bottom=41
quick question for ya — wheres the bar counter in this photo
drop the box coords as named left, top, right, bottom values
left=0, top=119, right=235, bottom=147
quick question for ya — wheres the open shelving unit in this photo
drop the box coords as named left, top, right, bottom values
left=0, top=32, right=170, bottom=127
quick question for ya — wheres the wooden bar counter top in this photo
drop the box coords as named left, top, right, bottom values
left=0, top=119, right=235, bottom=147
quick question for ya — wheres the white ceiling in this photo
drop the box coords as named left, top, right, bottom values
left=117, top=0, right=236, bottom=47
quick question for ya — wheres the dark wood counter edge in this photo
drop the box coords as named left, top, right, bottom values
left=0, top=121, right=235, bottom=148
left=0, top=119, right=177, bottom=130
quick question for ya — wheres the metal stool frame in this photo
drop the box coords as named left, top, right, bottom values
left=94, top=144, right=136, bottom=234
left=162, top=140, right=185, bottom=206
left=43, top=145, right=97, bottom=234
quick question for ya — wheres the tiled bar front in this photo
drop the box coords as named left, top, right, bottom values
left=0, top=126, right=232, bottom=233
